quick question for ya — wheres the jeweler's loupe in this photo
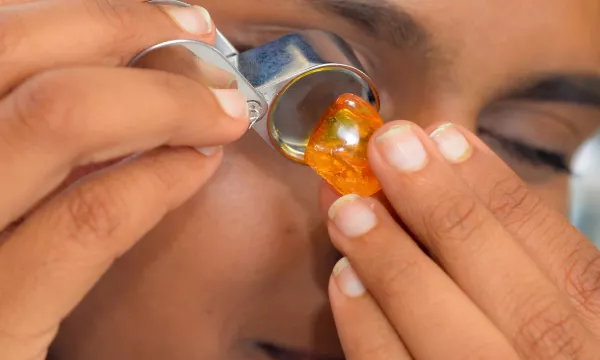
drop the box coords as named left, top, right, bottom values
left=132, top=1, right=379, bottom=164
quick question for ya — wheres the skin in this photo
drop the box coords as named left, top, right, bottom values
left=56, top=0, right=600, bottom=358
left=326, top=121, right=600, bottom=359
left=0, top=0, right=599, bottom=359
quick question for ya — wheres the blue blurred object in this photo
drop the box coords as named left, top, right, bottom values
left=571, top=131, right=600, bottom=246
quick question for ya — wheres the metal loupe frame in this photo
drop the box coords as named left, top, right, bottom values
left=228, top=31, right=380, bottom=163
left=128, top=39, right=269, bottom=126
left=135, top=0, right=380, bottom=164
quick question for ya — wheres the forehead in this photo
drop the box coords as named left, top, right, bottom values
left=203, top=0, right=600, bottom=105
left=315, top=1, right=600, bottom=88
left=220, top=1, right=597, bottom=59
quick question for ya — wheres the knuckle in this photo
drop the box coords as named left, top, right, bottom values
left=514, top=296, right=584, bottom=360
left=487, top=176, right=541, bottom=226
left=563, top=249, right=600, bottom=316
left=60, top=181, right=125, bottom=247
left=11, top=72, right=81, bottom=139
left=426, top=193, right=483, bottom=242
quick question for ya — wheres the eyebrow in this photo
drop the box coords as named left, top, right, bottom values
left=511, top=75, right=600, bottom=108
left=309, top=0, right=430, bottom=50
left=309, top=0, right=600, bottom=110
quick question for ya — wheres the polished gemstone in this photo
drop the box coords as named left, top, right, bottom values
left=305, top=93, right=383, bottom=196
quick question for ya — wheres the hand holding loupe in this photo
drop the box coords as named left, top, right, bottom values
left=131, top=0, right=380, bottom=166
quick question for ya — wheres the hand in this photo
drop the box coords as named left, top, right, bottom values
left=323, top=121, right=600, bottom=359
left=0, top=1, right=248, bottom=359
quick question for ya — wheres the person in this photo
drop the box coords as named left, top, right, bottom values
left=1, top=0, right=600, bottom=359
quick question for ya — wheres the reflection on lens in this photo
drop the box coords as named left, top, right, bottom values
left=268, top=65, right=379, bottom=164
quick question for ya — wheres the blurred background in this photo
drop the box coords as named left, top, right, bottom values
left=571, top=130, right=600, bottom=246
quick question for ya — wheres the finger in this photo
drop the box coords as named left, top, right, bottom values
left=0, top=0, right=36, bottom=5
left=0, top=158, right=124, bottom=242
left=0, top=66, right=248, bottom=229
left=326, top=195, right=518, bottom=360
left=0, top=0, right=214, bottom=94
left=329, top=258, right=412, bottom=360
left=0, top=147, right=220, bottom=358
left=429, top=123, right=600, bottom=328
left=368, top=121, right=597, bottom=359
left=134, top=45, right=238, bottom=89
left=320, top=182, right=397, bottom=220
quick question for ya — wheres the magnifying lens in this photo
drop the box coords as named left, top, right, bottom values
left=131, top=0, right=380, bottom=165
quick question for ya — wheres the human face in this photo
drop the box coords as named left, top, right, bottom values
left=51, top=0, right=600, bottom=359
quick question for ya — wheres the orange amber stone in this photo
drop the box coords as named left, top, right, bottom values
left=305, top=93, right=383, bottom=196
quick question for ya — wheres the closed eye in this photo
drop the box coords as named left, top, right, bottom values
left=257, top=342, right=344, bottom=360
left=477, top=127, right=570, bottom=173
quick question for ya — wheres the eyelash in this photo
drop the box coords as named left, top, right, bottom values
left=232, top=40, right=572, bottom=174
left=257, top=342, right=323, bottom=360
left=477, top=127, right=570, bottom=173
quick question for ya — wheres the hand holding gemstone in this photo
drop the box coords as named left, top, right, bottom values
left=304, top=93, right=383, bottom=196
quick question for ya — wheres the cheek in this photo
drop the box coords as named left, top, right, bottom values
left=187, top=141, right=324, bottom=287
left=54, top=133, right=340, bottom=358
left=179, top=133, right=335, bottom=302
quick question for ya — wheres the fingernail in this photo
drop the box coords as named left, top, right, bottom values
left=162, top=5, right=213, bottom=34
left=198, top=60, right=238, bottom=89
left=211, top=89, right=248, bottom=120
left=195, top=146, right=221, bottom=156
left=333, top=257, right=365, bottom=297
left=227, top=79, right=239, bottom=89
left=376, top=124, right=427, bottom=172
left=430, top=124, right=472, bottom=163
left=328, top=194, right=377, bottom=238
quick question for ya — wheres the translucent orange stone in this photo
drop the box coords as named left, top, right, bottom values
left=304, top=93, right=383, bottom=196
